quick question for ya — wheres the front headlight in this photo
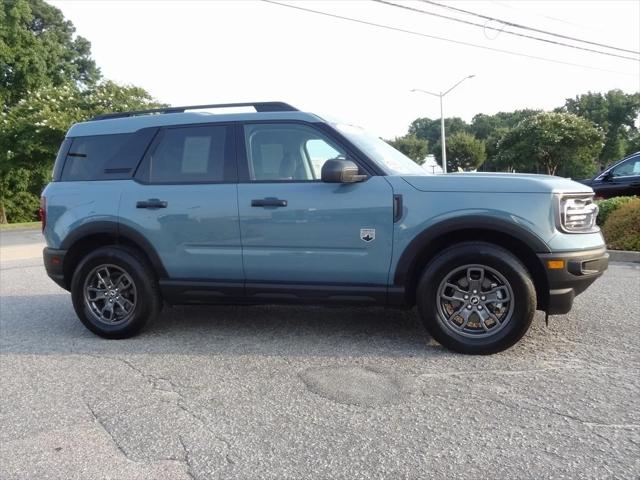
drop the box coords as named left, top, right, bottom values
left=557, top=194, right=599, bottom=233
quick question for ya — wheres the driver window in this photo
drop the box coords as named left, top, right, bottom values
left=244, top=124, right=345, bottom=181
left=305, top=139, right=342, bottom=179
left=612, top=157, right=640, bottom=177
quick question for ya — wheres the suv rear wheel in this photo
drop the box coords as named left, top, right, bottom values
left=71, top=246, right=162, bottom=338
left=417, top=242, right=536, bottom=354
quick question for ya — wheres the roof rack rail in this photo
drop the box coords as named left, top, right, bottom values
left=90, top=101, right=298, bottom=121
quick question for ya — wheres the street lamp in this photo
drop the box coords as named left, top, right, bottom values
left=411, top=74, right=475, bottom=174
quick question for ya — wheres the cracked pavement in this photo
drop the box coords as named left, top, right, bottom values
left=1, top=234, right=639, bottom=479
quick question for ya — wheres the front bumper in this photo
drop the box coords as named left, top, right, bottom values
left=43, top=247, right=68, bottom=290
left=537, top=247, right=608, bottom=315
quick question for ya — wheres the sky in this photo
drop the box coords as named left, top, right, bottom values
left=51, top=0, right=640, bottom=138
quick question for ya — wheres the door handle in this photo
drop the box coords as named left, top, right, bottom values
left=136, top=199, right=168, bottom=209
left=251, top=198, right=287, bottom=207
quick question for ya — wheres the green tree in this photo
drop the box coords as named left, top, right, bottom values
left=0, top=82, right=163, bottom=222
left=626, top=132, right=640, bottom=156
left=386, top=135, right=428, bottom=163
left=408, top=117, right=469, bottom=155
left=495, top=112, right=603, bottom=177
left=0, top=0, right=100, bottom=108
left=561, top=90, right=640, bottom=167
left=433, top=132, right=486, bottom=172
left=482, top=127, right=510, bottom=171
left=470, top=109, right=540, bottom=140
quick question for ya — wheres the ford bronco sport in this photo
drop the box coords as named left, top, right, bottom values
left=42, top=102, right=608, bottom=354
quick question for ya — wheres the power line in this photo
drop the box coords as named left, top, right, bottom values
left=261, top=0, right=638, bottom=77
left=419, top=0, right=640, bottom=55
left=373, top=0, right=638, bottom=62
left=490, top=0, right=601, bottom=32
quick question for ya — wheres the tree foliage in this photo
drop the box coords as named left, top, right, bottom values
left=494, top=112, right=603, bottom=177
left=561, top=90, right=640, bottom=167
left=626, top=132, right=640, bottom=156
left=0, top=1, right=163, bottom=223
left=386, top=135, right=428, bottom=163
left=1, top=0, right=100, bottom=108
left=433, top=132, right=486, bottom=172
left=408, top=117, right=469, bottom=155
left=0, top=82, right=163, bottom=222
left=469, top=109, right=540, bottom=140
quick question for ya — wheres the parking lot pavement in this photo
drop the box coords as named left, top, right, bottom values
left=1, top=235, right=639, bottom=479
left=0, top=228, right=45, bottom=261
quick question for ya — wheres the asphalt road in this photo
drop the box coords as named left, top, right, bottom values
left=1, top=230, right=639, bottom=479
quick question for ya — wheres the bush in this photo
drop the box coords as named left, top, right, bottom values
left=602, top=198, right=640, bottom=251
left=2, top=191, right=40, bottom=223
left=595, top=196, right=636, bottom=226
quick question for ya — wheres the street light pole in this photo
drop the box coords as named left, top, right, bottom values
left=439, top=93, right=446, bottom=173
left=411, top=74, right=475, bottom=174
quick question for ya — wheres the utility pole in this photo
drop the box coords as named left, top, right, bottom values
left=412, top=75, right=475, bottom=174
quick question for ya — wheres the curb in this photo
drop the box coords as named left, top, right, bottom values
left=608, top=249, right=640, bottom=263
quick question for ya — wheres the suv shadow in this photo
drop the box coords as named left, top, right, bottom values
left=1, top=294, right=442, bottom=358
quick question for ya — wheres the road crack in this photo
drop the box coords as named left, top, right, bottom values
left=84, top=399, right=137, bottom=463
left=178, top=436, right=196, bottom=480
left=78, top=353, right=236, bottom=473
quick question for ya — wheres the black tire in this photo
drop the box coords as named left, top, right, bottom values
left=70, top=245, right=162, bottom=339
left=417, top=242, right=536, bottom=354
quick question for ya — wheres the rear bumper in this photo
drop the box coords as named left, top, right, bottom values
left=43, top=247, right=68, bottom=290
left=538, top=247, right=608, bottom=315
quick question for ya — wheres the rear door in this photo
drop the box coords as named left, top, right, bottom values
left=119, top=123, right=243, bottom=281
left=236, top=122, right=394, bottom=294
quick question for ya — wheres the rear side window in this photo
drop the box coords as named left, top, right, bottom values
left=136, top=125, right=234, bottom=183
left=60, top=129, right=156, bottom=182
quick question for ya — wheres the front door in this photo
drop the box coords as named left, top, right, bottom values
left=119, top=123, right=243, bottom=281
left=236, top=122, right=394, bottom=291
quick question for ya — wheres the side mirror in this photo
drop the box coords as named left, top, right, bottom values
left=601, top=170, right=613, bottom=181
left=321, top=159, right=367, bottom=183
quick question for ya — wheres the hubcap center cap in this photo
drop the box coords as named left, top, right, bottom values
left=470, top=296, right=480, bottom=305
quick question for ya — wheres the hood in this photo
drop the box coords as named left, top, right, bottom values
left=401, top=172, right=594, bottom=194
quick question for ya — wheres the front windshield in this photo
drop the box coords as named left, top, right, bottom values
left=333, top=123, right=426, bottom=176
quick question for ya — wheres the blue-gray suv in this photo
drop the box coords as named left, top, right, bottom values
left=42, top=102, right=608, bottom=354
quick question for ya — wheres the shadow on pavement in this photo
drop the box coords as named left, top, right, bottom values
left=0, top=293, right=443, bottom=359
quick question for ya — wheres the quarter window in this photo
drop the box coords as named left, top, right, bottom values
left=61, top=134, right=133, bottom=181
left=244, top=124, right=346, bottom=181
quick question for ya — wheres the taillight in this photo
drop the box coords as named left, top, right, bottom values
left=39, top=196, right=46, bottom=233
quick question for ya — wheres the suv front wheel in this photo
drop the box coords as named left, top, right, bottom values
left=417, top=242, right=536, bottom=354
left=71, top=246, right=162, bottom=339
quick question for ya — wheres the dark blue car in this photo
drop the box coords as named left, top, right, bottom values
left=580, top=152, right=640, bottom=198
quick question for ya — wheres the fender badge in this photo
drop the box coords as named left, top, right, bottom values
left=360, top=228, right=375, bottom=242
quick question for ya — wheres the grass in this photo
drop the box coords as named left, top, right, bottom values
left=0, top=221, right=41, bottom=231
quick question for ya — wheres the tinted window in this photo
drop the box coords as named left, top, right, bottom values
left=612, top=156, right=640, bottom=177
left=244, top=124, right=345, bottom=181
left=61, top=134, right=133, bottom=181
left=60, top=130, right=157, bottom=182
left=139, top=125, right=231, bottom=183
left=52, top=138, right=72, bottom=181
